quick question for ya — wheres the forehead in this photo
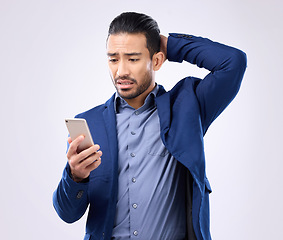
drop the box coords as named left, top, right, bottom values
left=107, top=33, right=148, bottom=54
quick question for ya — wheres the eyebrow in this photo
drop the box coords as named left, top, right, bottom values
left=107, top=52, right=142, bottom=57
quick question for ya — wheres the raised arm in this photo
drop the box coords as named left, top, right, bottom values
left=167, top=33, right=247, bottom=133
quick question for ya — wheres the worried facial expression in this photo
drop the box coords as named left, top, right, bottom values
left=107, top=33, right=155, bottom=103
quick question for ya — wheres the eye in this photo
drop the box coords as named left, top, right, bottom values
left=129, top=58, right=139, bottom=62
left=109, top=58, right=118, bottom=63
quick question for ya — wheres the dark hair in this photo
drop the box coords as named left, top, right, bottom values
left=108, top=12, right=160, bottom=58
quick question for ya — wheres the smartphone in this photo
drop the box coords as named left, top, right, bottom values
left=65, top=118, right=94, bottom=152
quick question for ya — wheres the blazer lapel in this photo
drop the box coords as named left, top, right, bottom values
left=103, top=95, right=118, bottom=176
left=102, top=95, right=119, bottom=235
left=156, top=85, right=171, bottom=142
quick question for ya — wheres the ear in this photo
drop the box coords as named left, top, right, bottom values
left=152, top=52, right=165, bottom=71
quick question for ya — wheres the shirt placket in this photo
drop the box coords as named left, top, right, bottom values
left=128, top=109, right=142, bottom=238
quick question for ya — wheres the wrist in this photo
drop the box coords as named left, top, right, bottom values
left=70, top=172, right=89, bottom=183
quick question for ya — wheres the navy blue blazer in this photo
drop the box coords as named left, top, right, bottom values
left=53, top=33, right=247, bottom=240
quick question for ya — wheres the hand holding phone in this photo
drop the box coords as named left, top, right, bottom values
left=65, top=118, right=102, bottom=182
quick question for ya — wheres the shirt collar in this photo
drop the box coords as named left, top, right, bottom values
left=114, top=84, right=159, bottom=113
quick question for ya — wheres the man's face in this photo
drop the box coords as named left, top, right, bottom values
left=107, top=33, right=155, bottom=102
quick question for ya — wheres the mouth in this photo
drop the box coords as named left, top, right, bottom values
left=116, top=80, right=134, bottom=90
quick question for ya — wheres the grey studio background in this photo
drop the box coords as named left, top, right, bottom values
left=1, top=0, right=282, bottom=239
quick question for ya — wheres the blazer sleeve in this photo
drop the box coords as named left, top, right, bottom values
left=52, top=162, right=89, bottom=223
left=167, top=33, right=247, bottom=133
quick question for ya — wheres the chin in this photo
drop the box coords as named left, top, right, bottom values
left=119, top=93, right=136, bottom=100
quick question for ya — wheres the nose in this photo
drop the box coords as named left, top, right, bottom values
left=117, top=61, right=129, bottom=77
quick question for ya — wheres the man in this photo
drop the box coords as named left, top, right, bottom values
left=53, top=12, right=247, bottom=240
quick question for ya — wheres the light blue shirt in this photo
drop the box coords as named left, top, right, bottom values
left=112, top=85, right=187, bottom=239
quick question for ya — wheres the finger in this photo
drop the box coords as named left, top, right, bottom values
left=86, top=157, right=102, bottom=172
left=67, top=137, right=72, bottom=144
left=70, top=155, right=102, bottom=181
left=68, top=144, right=99, bottom=168
left=77, top=144, right=100, bottom=161
left=79, top=151, right=102, bottom=169
left=67, top=135, right=85, bottom=158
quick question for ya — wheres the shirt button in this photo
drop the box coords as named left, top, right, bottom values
left=131, top=131, right=136, bottom=135
left=132, top=203, right=138, bottom=209
left=133, top=230, right=138, bottom=236
left=132, top=177, right=136, bottom=183
left=130, top=153, right=136, bottom=157
left=134, top=111, right=139, bottom=115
